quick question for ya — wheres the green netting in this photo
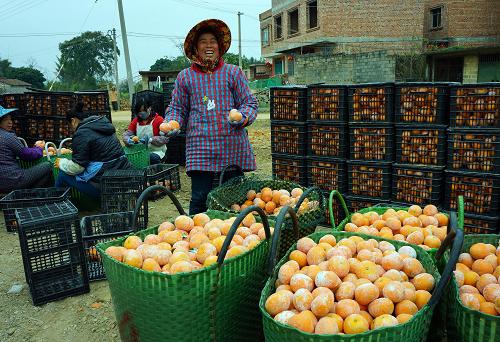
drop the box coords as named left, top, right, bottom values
left=96, top=209, right=272, bottom=341
left=124, top=144, right=150, bottom=169
left=18, top=157, right=44, bottom=169
left=259, top=231, right=442, bottom=342
left=207, top=174, right=325, bottom=258
left=445, top=234, right=500, bottom=342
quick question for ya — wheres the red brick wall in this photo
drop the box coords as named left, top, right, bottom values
left=425, top=0, right=500, bottom=47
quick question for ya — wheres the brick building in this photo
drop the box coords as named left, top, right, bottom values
left=259, top=0, right=500, bottom=84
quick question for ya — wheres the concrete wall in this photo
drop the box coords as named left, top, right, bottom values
left=293, top=50, right=395, bottom=84
left=463, top=55, right=479, bottom=83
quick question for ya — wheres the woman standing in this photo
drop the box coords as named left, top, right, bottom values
left=164, top=19, right=258, bottom=214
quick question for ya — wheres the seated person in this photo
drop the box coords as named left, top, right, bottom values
left=0, top=105, right=53, bottom=193
left=123, top=97, right=168, bottom=165
left=55, top=103, right=132, bottom=198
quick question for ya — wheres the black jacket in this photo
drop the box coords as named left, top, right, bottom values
left=72, top=115, right=132, bottom=182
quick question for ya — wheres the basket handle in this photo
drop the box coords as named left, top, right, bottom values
left=216, top=205, right=270, bottom=267
left=217, top=164, right=243, bottom=187
left=58, top=138, right=72, bottom=155
left=18, top=137, right=28, bottom=147
left=328, top=190, right=349, bottom=230
left=131, top=184, right=186, bottom=231
left=457, top=195, right=464, bottom=230
left=428, top=212, right=464, bottom=309
left=294, top=186, right=324, bottom=213
left=266, top=205, right=299, bottom=276
left=44, top=142, right=57, bottom=161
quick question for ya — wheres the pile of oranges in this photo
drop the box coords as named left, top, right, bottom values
left=265, top=234, right=435, bottom=334
left=454, top=241, right=500, bottom=315
left=105, top=213, right=273, bottom=274
left=344, top=204, right=448, bottom=250
left=231, top=187, right=318, bottom=216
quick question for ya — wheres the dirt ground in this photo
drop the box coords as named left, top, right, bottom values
left=0, top=112, right=271, bottom=341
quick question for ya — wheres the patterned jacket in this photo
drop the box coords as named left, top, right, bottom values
left=165, top=59, right=258, bottom=172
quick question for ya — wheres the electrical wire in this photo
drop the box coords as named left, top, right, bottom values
left=0, top=0, right=48, bottom=23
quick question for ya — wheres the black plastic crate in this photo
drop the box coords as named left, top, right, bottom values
left=449, top=83, right=500, bottom=128
left=447, top=128, right=500, bottom=174
left=271, top=121, right=307, bottom=155
left=346, top=194, right=390, bottom=213
left=81, top=212, right=134, bottom=281
left=1, top=93, right=26, bottom=113
left=270, top=86, right=308, bottom=121
left=395, top=83, right=450, bottom=124
left=100, top=169, right=148, bottom=230
left=395, top=124, right=447, bottom=166
left=463, top=214, right=499, bottom=234
left=166, top=133, right=186, bottom=166
left=444, top=170, right=500, bottom=216
left=307, top=85, right=347, bottom=122
left=0, top=187, right=71, bottom=232
left=145, top=163, right=181, bottom=200
left=11, top=114, right=26, bottom=138
left=307, top=121, right=347, bottom=158
left=15, top=200, right=89, bottom=305
left=24, top=92, right=54, bottom=116
left=307, top=157, right=346, bottom=193
left=347, top=160, right=392, bottom=199
left=75, top=91, right=110, bottom=112
left=349, top=123, right=394, bottom=161
left=348, top=83, right=395, bottom=122
left=271, top=153, right=308, bottom=186
left=391, top=164, right=445, bottom=206
left=25, top=115, right=74, bottom=144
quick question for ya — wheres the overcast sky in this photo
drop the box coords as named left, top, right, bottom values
left=0, top=0, right=270, bottom=82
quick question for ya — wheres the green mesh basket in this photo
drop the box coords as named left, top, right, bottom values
left=124, top=144, right=150, bottom=169
left=259, top=222, right=464, bottom=342
left=207, top=174, right=325, bottom=258
left=18, top=157, right=44, bottom=169
left=328, top=190, right=464, bottom=266
left=445, top=233, right=500, bottom=342
left=97, top=185, right=280, bottom=341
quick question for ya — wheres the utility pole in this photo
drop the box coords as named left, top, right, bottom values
left=237, top=11, right=243, bottom=69
left=117, top=0, right=134, bottom=104
left=108, top=28, right=120, bottom=110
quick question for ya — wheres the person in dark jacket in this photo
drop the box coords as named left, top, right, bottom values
left=55, top=103, right=132, bottom=198
left=0, top=105, right=53, bottom=193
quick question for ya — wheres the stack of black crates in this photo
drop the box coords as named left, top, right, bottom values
left=0, top=90, right=111, bottom=147
left=392, top=83, right=449, bottom=208
left=306, top=85, right=348, bottom=226
left=445, top=83, right=500, bottom=234
left=270, top=86, right=309, bottom=186
left=346, top=83, right=394, bottom=212
left=15, top=200, right=89, bottom=305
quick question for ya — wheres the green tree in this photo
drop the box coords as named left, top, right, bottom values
left=0, top=58, right=12, bottom=76
left=150, top=56, right=190, bottom=71
left=56, top=31, right=119, bottom=90
left=8, top=66, right=46, bottom=89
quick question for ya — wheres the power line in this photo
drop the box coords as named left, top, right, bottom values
left=0, top=0, right=38, bottom=16
left=0, top=32, right=80, bottom=38
left=0, top=0, right=48, bottom=23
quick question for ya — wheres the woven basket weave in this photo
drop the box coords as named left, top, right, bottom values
left=97, top=185, right=280, bottom=341
left=207, top=174, right=325, bottom=258
left=445, top=233, right=500, bottom=342
left=259, top=226, right=463, bottom=342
